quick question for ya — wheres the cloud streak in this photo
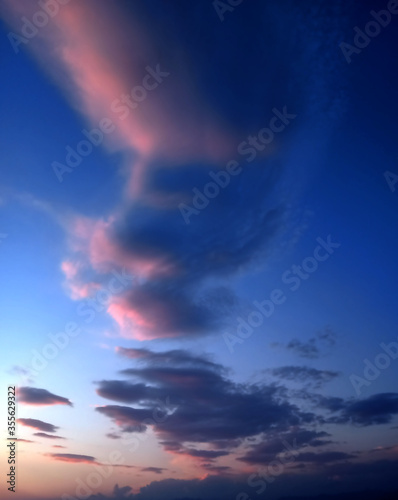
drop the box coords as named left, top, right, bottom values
left=17, top=418, right=59, bottom=433
left=34, top=432, right=66, bottom=440
left=17, top=387, right=73, bottom=406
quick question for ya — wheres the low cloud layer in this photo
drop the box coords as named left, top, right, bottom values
left=94, top=347, right=398, bottom=471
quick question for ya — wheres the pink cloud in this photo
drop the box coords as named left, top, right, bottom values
left=46, top=453, right=97, bottom=465
left=107, top=293, right=189, bottom=341
left=1, top=0, right=237, bottom=199
left=61, top=260, right=100, bottom=299
left=1, top=0, right=240, bottom=343
left=67, top=216, right=176, bottom=281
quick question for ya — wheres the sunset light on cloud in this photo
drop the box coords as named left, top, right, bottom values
left=1, top=1, right=398, bottom=500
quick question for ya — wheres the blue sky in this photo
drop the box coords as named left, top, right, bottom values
left=1, top=1, right=398, bottom=500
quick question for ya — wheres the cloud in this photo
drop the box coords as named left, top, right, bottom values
left=1, top=1, right=296, bottom=343
left=141, top=467, right=166, bottom=474
left=328, top=393, right=398, bottom=426
left=294, top=451, right=355, bottom=464
left=202, top=463, right=232, bottom=475
left=34, top=432, right=66, bottom=440
left=17, top=418, right=59, bottom=433
left=96, top=405, right=154, bottom=433
left=267, top=366, right=339, bottom=388
left=113, top=484, right=134, bottom=498
left=17, top=387, right=73, bottom=406
left=1, top=0, right=348, bottom=347
left=15, top=439, right=34, bottom=443
left=106, top=432, right=122, bottom=439
left=116, top=347, right=222, bottom=371
left=238, top=428, right=333, bottom=464
left=95, top=347, right=397, bottom=472
left=177, top=448, right=230, bottom=461
left=299, top=392, right=398, bottom=427
left=96, top=347, right=315, bottom=462
left=8, top=365, right=30, bottom=377
left=0, top=0, right=238, bottom=193
left=46, top=453, right=97, bottom=464
left=273, top=328, right=338, bottom=359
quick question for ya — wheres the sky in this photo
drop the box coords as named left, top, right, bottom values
left=0, top=1, right=398, bottom=499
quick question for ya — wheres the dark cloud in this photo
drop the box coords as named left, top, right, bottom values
left=96, top=347, right=398, bottom=475
left=141, top=467, right=166, bottom=474
left=96, top=380, right=163, bottom=404
left=294, top=451, right=355, bottom=464
left=267, top=366, right=339, bottom=388
left=274, top=328, right=338, bottom=359
left=369, top=445, right=398, bottom=454
left=106, top=432, right=122, bottom=439
left=78, top=464, right=398, bottom=500
left=17, top=418, right=59, bottom=433
left=34, top=432, right=66, bottom=440
left=96, top=405, right=156, bottom=433
left=64, top=456, right=398, bottom=500
left=179, top=448, right=230, bottom=460
left=112, top=484, right=133, bottom=498
left=96, top=348, right=315, bottom=458
left=102, top=159, right=288, bottom=341
left=299, top=392, right=398, bottom=427
left=116, top=347, right=222, bottom=371
left=17, top=387, right=73, bottom=406
left=202, top=463, right=232, bottom=475
left=238, top=428, right=333, bottom=464
left=330, top=393, right=398, bottom=426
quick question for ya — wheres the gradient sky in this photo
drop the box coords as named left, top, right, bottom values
left=1, top=1, right=398, bottom=500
